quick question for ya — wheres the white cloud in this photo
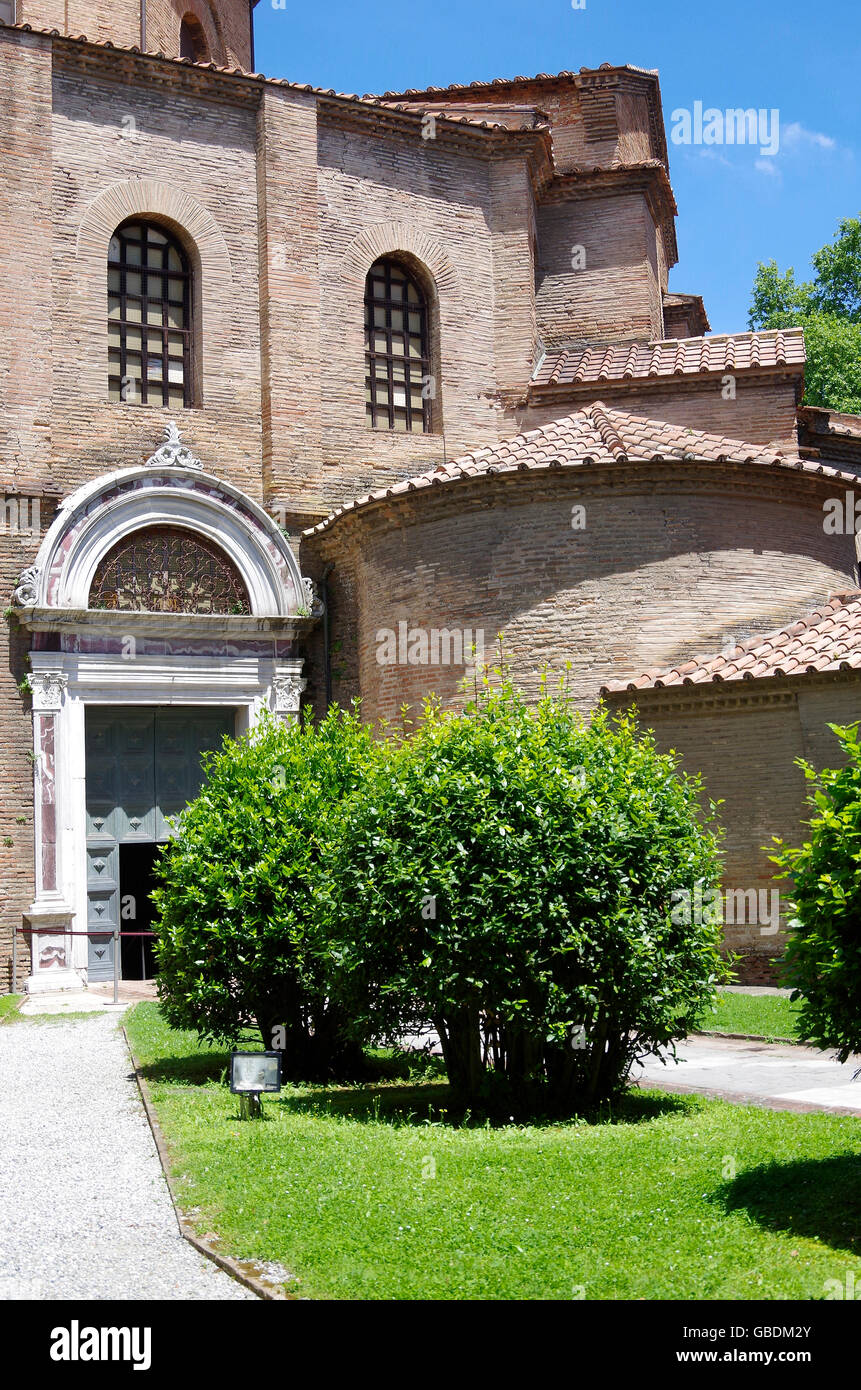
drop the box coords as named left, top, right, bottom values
left=781, top=121, right=836, bottom=150
left=696, top=147, right=732, bottom=168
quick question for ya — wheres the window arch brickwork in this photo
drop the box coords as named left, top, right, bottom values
left=179, top=13, right=211, bottom=62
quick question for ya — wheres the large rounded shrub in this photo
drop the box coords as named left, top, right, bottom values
left=771, top=722, right=861, bottom=1062
left=329, top=676, right=727, bottom=1112
left=153, top=706, right=378, bottom=1079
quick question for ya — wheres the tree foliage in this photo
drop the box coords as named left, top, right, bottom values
left=328, top=675, right=726, bottom=1113
left=770, top=723, right=861, bottom=1063
left=154, top=674, right=727, bottom=1112
left=748, top=215, right=861, bottom=414
left=153, top=706, right=378, bottom=1079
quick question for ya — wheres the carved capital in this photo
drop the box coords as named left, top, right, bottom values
left=272, top=673, right=307, bottom=715
left=30, top=672, right=69, bottom=713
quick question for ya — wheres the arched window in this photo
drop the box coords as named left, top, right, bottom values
left=179, top=14, right=210, bottom=63
left=108, top=220, right=191, bottom=408
left=89, top=526, right=251, bottom=615
left=364, top=257, right=431, bottom=432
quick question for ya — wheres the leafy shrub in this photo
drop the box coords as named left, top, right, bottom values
left=328, top=675, right=726, bottom=1113
left=153, top=707, right=378, bottom=1079
left=771, top=723, right=861, bottom=1062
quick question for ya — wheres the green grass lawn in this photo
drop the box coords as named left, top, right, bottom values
left=696, top=992, right=805, bottom=1042
left=0, top=993, right=22, bottom=1024
left=125, top=1002, right=861, bottom=1301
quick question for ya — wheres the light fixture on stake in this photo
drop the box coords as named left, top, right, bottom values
left=230, top=1051, right=282, bottom=1119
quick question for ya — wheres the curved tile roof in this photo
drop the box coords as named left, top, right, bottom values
left=601, top=593, right=861, bottom=694
left=304, top=401, right=854, bottom=537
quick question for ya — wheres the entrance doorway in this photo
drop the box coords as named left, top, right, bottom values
left=85, top=707, right=235, bottom=982
left=119, top=842, right=160, bottom=980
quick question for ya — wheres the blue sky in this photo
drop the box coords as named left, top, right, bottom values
left=253, top=0, right=858, bottom=336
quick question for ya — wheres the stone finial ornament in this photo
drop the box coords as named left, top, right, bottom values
left=144, top=421, right=204, bottom=471
left=302, top=576, right=325, bottom=617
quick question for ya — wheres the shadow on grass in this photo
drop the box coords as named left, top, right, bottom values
left=717, top=1155, right=861, bottom=1257
left=136, top=1040, right=696, bottom=1128
left=272, top=1079, right=696, bottom=1129
left=136, top=1050, right=232, bottom=1086
left=136, top=1045, right=445, bottom=1089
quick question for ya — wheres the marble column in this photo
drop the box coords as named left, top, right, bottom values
left=24, top=671, right=78, bottom=993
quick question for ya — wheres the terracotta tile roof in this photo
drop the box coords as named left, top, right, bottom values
left=370, top=64, right=660, bottom=100
left=304, top=402, right=855, bottom=537
left=601, top=593, right=861, bottom=694
left=532, top=329, right=805, bottom=390
left=2, top=24, right=546, bottom=132
left=798, top=406, right=861, bottom=442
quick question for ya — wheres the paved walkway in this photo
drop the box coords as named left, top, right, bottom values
left=0, top=1012, right=255, bottom=1300
left=635, top=1035, right=861, bottom=1116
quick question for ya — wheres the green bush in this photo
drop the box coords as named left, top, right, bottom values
left=771, top=723, right=861, bottom=1062
left=328, top=675, right=727, bottom=1113
left=153, top=707, right=378, bottom=1079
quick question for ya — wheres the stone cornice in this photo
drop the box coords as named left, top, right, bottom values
left=525, top=364, right=806, bottom=410
left=601, top=666, right=861, bottom=717
left=317, top=96, right=554, bottom=175
left=16, top=609, right=318, bottom=640
left=49, top=32, right=263, bottom=108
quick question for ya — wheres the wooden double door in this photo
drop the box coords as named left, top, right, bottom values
left=85, top=707, right=234, bottom=981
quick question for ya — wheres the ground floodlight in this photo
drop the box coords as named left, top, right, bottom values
left=230, top=1051, right=282, bottom=1118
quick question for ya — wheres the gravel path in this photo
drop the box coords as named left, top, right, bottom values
left=0, top=1013, right=255, bottom=1301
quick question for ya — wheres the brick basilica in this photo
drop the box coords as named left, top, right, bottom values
left=2, top=0, right=860, bottom=992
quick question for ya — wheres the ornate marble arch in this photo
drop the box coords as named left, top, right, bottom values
left=13, top=423, right=312, bottom=621
left=13, top=425, right=317, bottom=997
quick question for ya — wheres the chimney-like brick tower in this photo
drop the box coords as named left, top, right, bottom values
left=13, top=0, right=256, bottom=70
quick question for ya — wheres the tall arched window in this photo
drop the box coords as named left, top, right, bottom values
left=364, top=257, right=431, bottom=432
left=108, top=220, right=191, bottom=409
left=179, top=14, right=210, bottom=63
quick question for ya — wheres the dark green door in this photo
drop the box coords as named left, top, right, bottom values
left=85, top=707, right=234, bottom=981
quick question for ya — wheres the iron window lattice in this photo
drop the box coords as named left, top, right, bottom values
left=364, top=258, right=431, bottom=432
left=89, top=526, right=251, bottom=615
left=108, top=219, right=191, bottom=408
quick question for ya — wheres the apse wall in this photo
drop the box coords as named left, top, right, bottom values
left=304, top=461, right=859, bottom=724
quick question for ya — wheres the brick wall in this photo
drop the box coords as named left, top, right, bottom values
left=605, top=676, right=861, bottom=980
left=256, top=86, right=322, bottom=524
left=50, top=54, right=263, bottom=500
left=303, top=467, right=858, bottom=728
left=311, top=118, right=506, bottom=513
left=424, top=75, right=660, bottom=174
left=145, top=0, right=253, bottom=70
left=17, top=0, right=253, bottom=66
left=522, top=377, right=803, bottom=449
left=18, top=0, right=141, bottom=47
left=536, top=191, right=664, bottom=347
left=0, top=32, right=56, bottom=985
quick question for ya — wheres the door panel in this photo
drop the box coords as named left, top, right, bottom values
left=85, top=707, right=234, bottom=980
